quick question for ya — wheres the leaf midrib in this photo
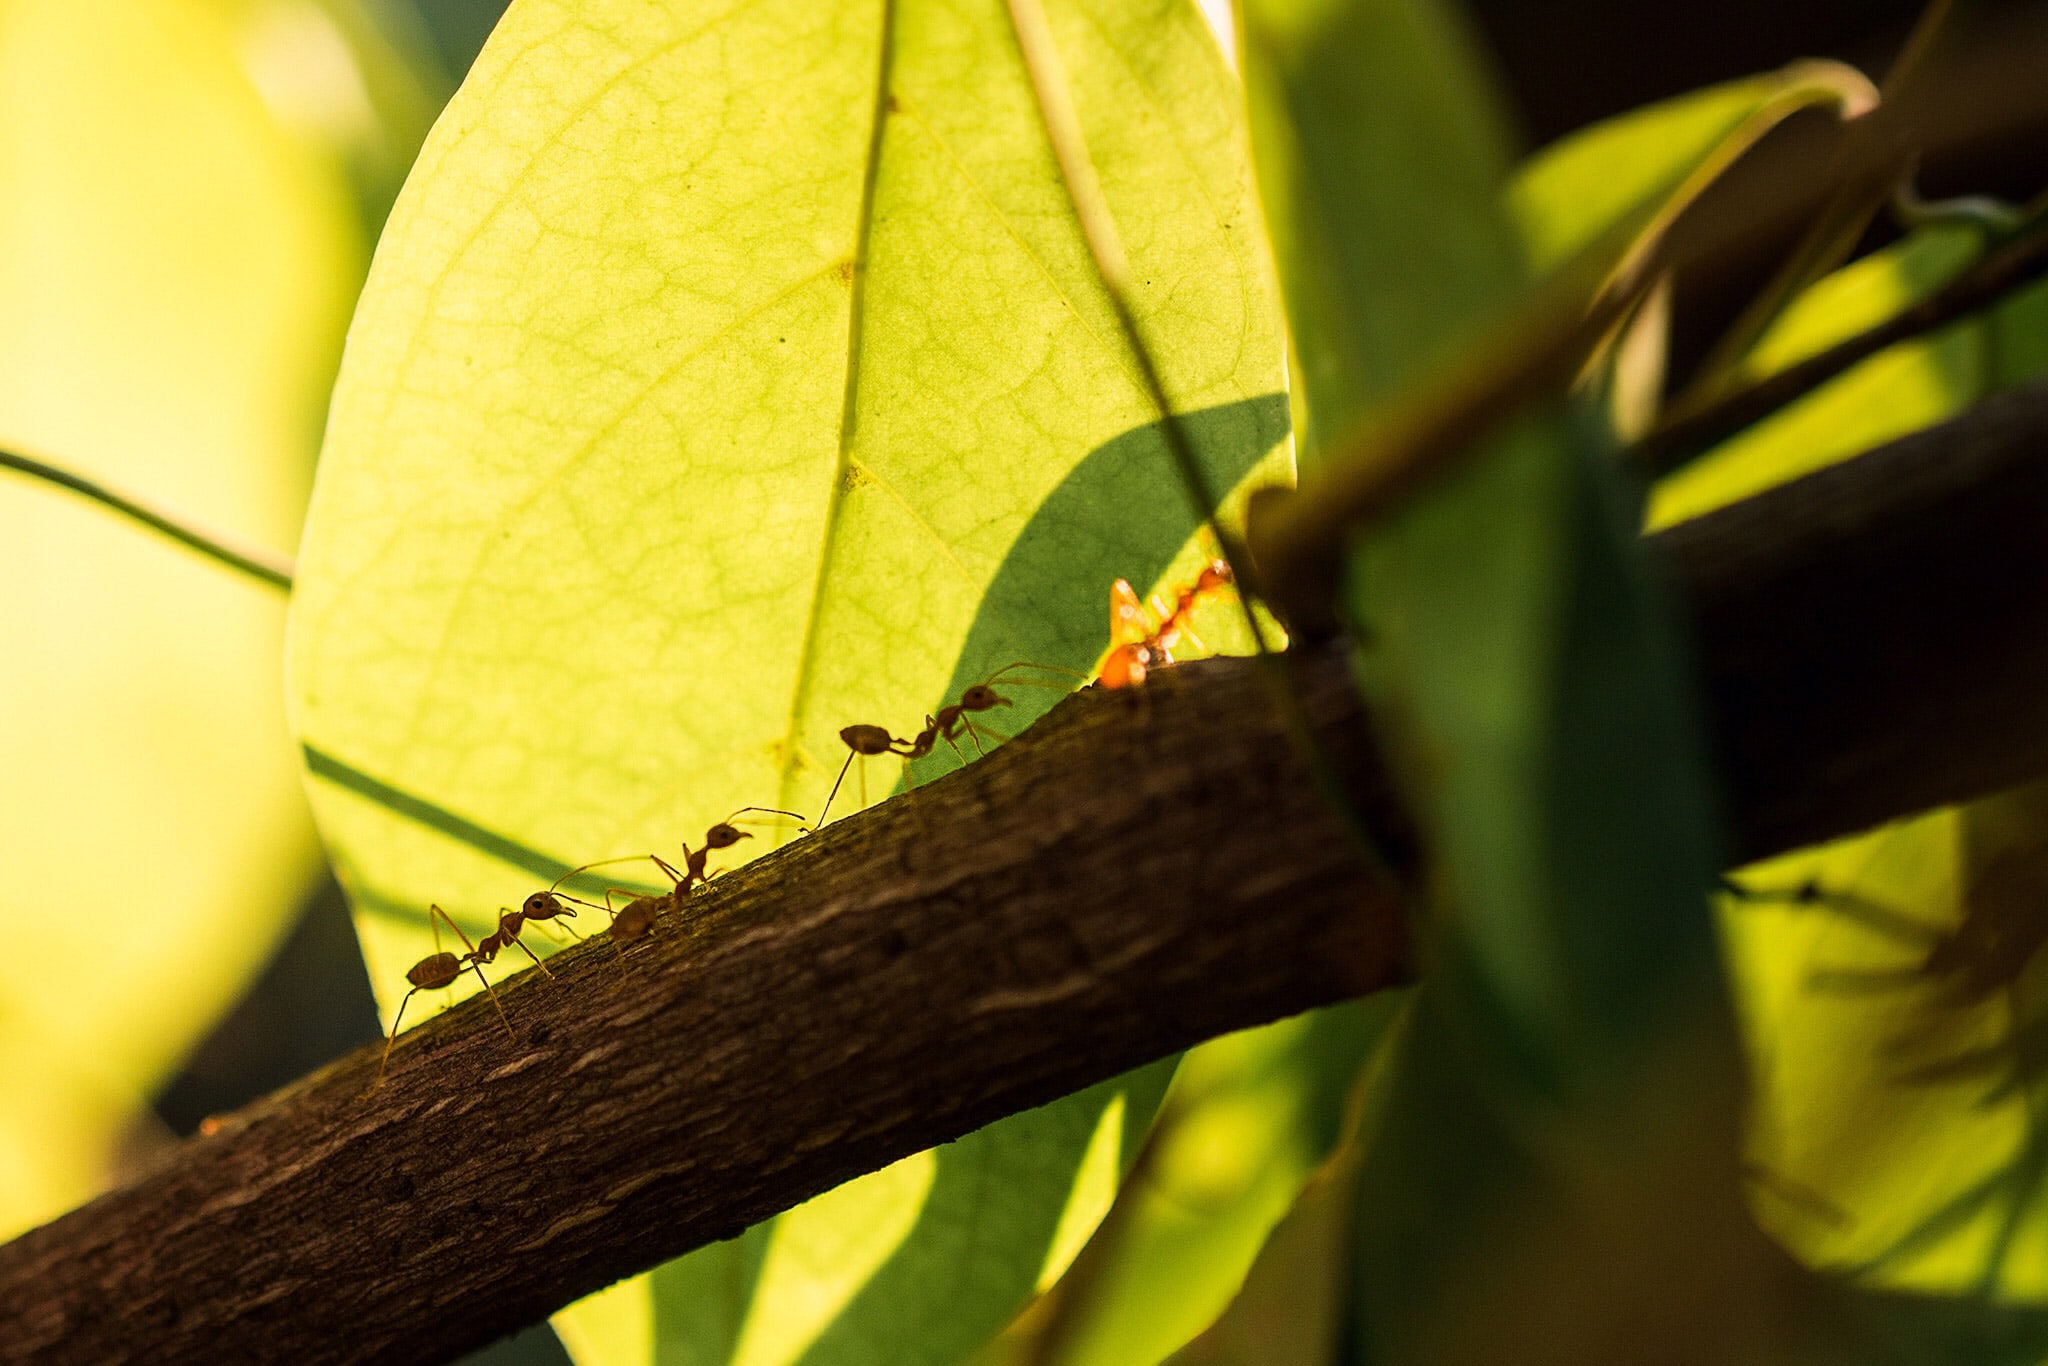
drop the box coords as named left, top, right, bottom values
left=774, top=0, right=900, bottom=820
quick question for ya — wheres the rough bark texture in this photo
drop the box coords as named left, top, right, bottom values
left=3, top=382, right=2048, bottom=1363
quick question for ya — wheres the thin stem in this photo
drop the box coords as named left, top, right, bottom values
left=1629, top=211, right=2048, bottom=477
left=1677, top=0, right=1957, bottom=401
left=0, top=447, right=294, bottom=592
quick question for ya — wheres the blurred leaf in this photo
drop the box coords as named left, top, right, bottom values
left=558, top=1063, right=1175, bottom=1366
left=1166, top=1124, right=1365, bottom=1366
left=288, top=0, right=1287, bottom=1360
left=1650, top=224, right=1989, bottom=527
left=1335, top=409, right=1757, bottom=1363
left=1508, top=63, right=1874, bottom=277
left=1247, top=2, right=1758, bottom=1357
left=227, top=0, right=448, bottom=230
left=0, top=0, right=374, bottom=1236
left=1238, top=0, right=1522, bottom=457
left=987, top=997, right=1405, bottom=1366
left=1988, top=271, right=2048, bottom=392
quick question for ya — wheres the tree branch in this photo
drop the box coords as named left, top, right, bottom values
left=6, top=380, right=2048, bottom=1364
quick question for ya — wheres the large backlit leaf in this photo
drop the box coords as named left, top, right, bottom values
left=287, top=0, right=1287, bottom=1359
left=0, top=0, right=375, bottom=1237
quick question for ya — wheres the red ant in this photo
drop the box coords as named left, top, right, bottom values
left=1098, top=559, right=1233, bottom=689
left=371, top=905, right=513, bottom=1090
left=469, top=896, right=575, bottom=977
left=561, top=807, right=810, bottom=946
left=817, top=664, right=1083, bottom=825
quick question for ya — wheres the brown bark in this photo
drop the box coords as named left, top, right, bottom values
left=3, top=381, right=2048, bottom=1364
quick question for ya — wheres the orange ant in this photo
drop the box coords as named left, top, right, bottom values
left=1099, top=559, right=1233, bottom=689
left=371, top=905, right=513, bottom=1090
left=816, top=664, right=1083, bottom=824
left=561, top=807, right=810, bottom=947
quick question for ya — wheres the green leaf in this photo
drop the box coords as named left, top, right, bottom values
left=1508, top=63, right=1873, bottom=277
left=288, top=0, right=1287, bottom=1359
left=1721, top=806, right=2048, bottom=1297
left=1238, top=0, right=1523, bottom=454
left=0, top=0, right=377, bottom=1236
left=1650, top=224, right=1989, bottom=527
left=1510, top=79, right=1774, bottom=274
left=1632, top=189, right=2048, bottom=1326
left=560, top=1062, right=1175, bottom=1366
left=983, top=998, right=1405, bottom=1366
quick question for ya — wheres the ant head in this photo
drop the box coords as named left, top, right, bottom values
left=959, top=683, right=1009, bottom=712
left=1195, top=561, right=1233, bottom=592
left=407, top=952, right=461, bottom=989
left=704, top=823, right=754, bottom=850
left=524, top=891, right=573, bottom=920
left=841, top=722, right=897, bottom=755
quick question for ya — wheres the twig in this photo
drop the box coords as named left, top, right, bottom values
left=1677, top=0, right=1958, bottom=400
left=0, top=448, right=295, bottom=592
left=7, top=380, right=2048, bottom=1362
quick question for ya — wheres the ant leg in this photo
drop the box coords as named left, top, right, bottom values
left=505, top=931, right=553, bottom=978
left=965, top=717, right=1012, bottom=751
left=649, top=854, right=687, bottom=889
left=818, top=750, right=857, bottom=827
left=463, top=956, right=515, bottom=1041
left=371, top=987, right=423, bottom=1091
left=726, top=805, right=811, bottom=832
left=552, top=855, right=659, bottom=896
left=429, top=904, right=482, bottom=959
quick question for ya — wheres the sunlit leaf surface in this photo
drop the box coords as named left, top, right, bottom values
left=288, top=0, right=1287, bottom=1358
left=0, top=0, right=375, bottom=1237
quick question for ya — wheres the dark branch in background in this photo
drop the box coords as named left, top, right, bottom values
left=0, top=447, right=296, bottom=591
left=1666, top=377, right=2048, bottom=856
left=4, top=381, right=2048, bottom=1363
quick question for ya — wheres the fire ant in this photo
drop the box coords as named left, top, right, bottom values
left=562, top=807, right=810, bottom=947
left=371, top=904, right=514, bottom=1090
left=816, top=663, right=1083, bottom=824
left=470, top=899, right=569, bottom=977
left=1099, top=559, right=1233, bottom=689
